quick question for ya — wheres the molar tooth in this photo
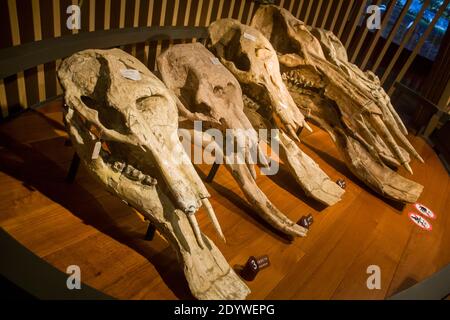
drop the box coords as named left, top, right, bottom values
left=143, top=176, right=157, bottom=186
left=124, top=165, right=133, bottom=176
left=113, top=161, right=125, bottom=172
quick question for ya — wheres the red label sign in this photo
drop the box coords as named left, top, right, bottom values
left=414, top=203, right=435, bottom=219
left=409, top=213, right=432, bottom=231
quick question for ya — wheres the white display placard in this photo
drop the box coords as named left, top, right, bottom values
left=243, top=32, right=257, bottom=42
left=120, top=69, right=141, bottom=81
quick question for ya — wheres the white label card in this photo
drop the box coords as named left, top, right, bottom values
left=92, top=141, right=102, bottom=159
left=243, top=32, right=257, bottom=42
left=210, top=57, right=220, bottom=65
left=120, top=69, right=141, bottom=81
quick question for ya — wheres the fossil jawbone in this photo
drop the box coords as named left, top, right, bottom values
left=157, top=42, right=307, bottom=237
left=58, top=48, right=250, bottom=300
left=207, top=19, right=344, bottom=207
left=251, top=5, right=424, bottom=203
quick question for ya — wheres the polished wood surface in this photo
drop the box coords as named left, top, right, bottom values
left=0, top=100, right=449, bottom=300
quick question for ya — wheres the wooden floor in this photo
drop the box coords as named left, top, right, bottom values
left=0, top=100, right=449, bottom=300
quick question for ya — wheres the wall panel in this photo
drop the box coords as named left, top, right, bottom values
left=0, top=0, right=448, bottom=120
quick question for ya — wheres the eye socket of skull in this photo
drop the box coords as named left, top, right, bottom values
left=251, top=5, right=323, bottom=60
left=223, top=30, right=252, bottom=72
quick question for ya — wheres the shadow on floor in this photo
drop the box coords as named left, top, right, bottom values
left=0, top=130, right=194, bottom=300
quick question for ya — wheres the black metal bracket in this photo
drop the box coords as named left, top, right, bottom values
left=144, top=222, right=156, bottom=241
left=66, top=153, right=80, bottom=183
left=205, top=162, right=221, bottom=183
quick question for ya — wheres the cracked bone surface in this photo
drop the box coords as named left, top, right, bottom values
left=157, top=42, right=307, bottom=237
left=250, top=5, right=424, bottom=203
left=207, top=19, right=344, bottom=206
left=57, top=48, right=250, bottom=300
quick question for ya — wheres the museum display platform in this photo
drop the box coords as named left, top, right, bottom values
left=0, top=98, right=448, bottom=300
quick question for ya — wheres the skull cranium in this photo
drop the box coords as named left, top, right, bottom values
left=157, top=42, right=308, bottom=237
left=207, top=19, right=345, bottom=206
left=251, top=5, right=424, bottom=203
left=57, top=48, right=250, bottom=300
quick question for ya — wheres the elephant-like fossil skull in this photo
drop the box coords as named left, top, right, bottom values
left=157, top=42, right=308, bottom=237
left=207, top=19, right=345, bottom=206
left=251, top=5, right=424, bottom=203
left=57, top=48, right=250, bottom=300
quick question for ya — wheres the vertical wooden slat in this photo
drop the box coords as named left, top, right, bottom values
left=344, top=0, right=367, bottom=48
left=31, top=0, right=46, bottom=102
left=237, top=0, right=246, bottom=21
left=228, top=0, right=236, bottom=18
left=380, top=0, right=431, bottom=84
left=205, top=0, right=214, bottom=25
left=0, top=80, right=8, bottom=118
left=216, top=0, right=225, bottom=20
left=304, top=0, right=314, bottom=23
left=154, top=0, right=167, bottom=70
left=387, top=0, right=449, bottom=94
left=372, top=0, right=413, bottom=72
left=194, top=0, right=204, bottom=26
left=184, top=0, right=193, bottom=25
left=53, top=0, right=63, bottom=95
left=89, top=0, right=95, bottom=31
left=295, top=0, right=305, bottom=18
left=71, top=0, right=79, bottom=34
left=7, top=0, right=28, bottom=109
left=279, top=0, right=285, bottom=8
left=53, top=0, right=62, bottom=37
left=321, top=0, right=333, bottom=28
left=350, top=0, right=382, bottom=63
left=360, top=0, right=396, bottom=70
left=288, top=0, right=296, bottom=13
left=192, top=0, right=204, bottom=42
left=119, top=0, right=126, bottom=28
left=131, top=0, right=140, bottom=56
left=104, top=0, right=111, bottom=29
left=143, top=0, right=154, bottom=66
left=330, top=0, right=344, bottom=32
left=311, top=0, right=323, bottom=27
left=337, top=0, right=355, bottom=38
left=246, top=1, right=255, bottom=24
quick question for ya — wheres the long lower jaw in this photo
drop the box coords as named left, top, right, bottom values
left=277, top=131, right=344, bottom=206
left=225, top=162, right=308, bottom=237
left=336, top=132, right=423, bottom=203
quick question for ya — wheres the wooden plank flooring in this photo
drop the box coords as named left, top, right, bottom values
left=0, top=99, right=449, bottom=300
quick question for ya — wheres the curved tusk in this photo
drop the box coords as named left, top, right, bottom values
left=303, top=121, right=313, bottom=133
left=202, top=198, right=226, bottom=243
left=187, top=213, right=205, bottom=249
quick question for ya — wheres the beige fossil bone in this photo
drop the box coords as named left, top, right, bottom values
left=157, top=42, right=307, bottom=237
left=207, top=19, right=344, bottom=206
left=57, top=48, right=250, bottom=300
left=250, top=5, right=424, bottom=203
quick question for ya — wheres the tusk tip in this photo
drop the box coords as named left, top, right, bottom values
left=303, top=122, right=313, bottom=133
left=404, top=162, right=413, bottom=175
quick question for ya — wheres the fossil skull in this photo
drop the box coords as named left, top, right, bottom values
left=251, top=5, right=424, bottom=203
left=208, top=19, right=344, bottom=206
left=57, top=48, right=250, bottom=300
left=157, top=42, right=307, bottom=237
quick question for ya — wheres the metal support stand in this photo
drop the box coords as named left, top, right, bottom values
left=144, top=222, right=156, bottom=241
left=66, top=153, right=80, bottom=183
left=205, top=162, right=221, bottom=183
